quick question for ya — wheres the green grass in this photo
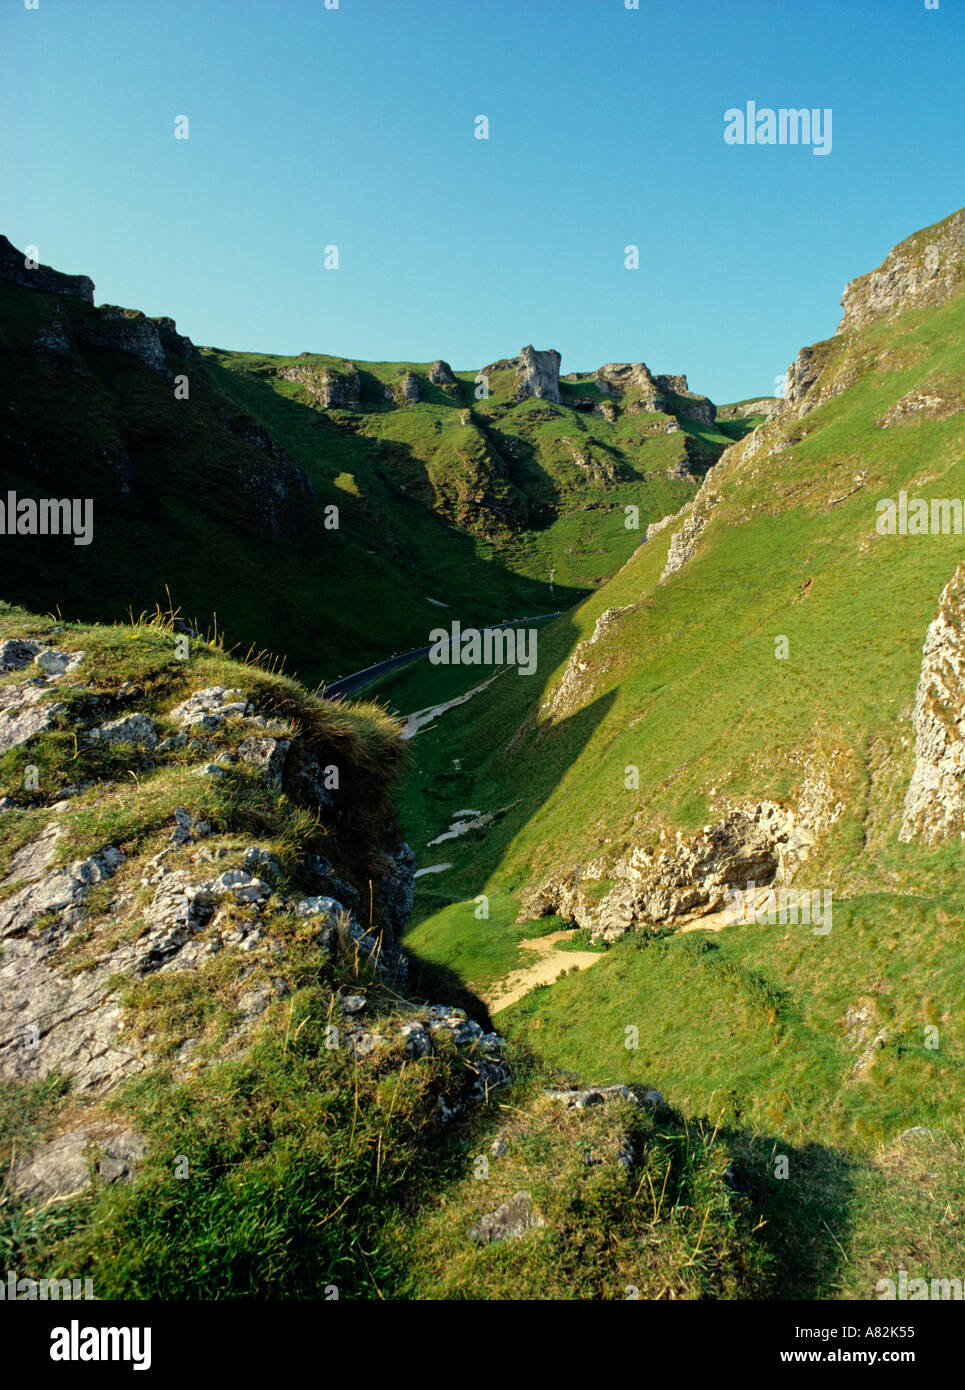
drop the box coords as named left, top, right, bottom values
left=380, top=238, right=965, bottom=1298
left=1, top=276, right=749, bottom=684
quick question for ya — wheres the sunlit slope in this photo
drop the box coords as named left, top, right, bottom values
left=396, top=220, right=965, bottom=907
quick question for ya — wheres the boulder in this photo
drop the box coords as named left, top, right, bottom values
left=470, top=1191, right=544, bottom=1244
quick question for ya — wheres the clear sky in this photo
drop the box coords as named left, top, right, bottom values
left=3, top=0, right=963, bottom=403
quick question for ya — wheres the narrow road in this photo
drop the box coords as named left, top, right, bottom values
left=323, top=612, right=563, bottom=700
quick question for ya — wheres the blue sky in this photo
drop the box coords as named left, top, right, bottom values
left=3, top=0, right=963, bottom=402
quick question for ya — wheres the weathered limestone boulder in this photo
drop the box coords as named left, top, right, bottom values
left=88, top=712, right=159, bottom=748
left=544, top=1084, right=639, bottom=1110
left=237, top=734, right=290, bottom=787
left=515, top=345, right=561, bottom=403
left=0, top=638, right=44, bottom=671
left=899, top=564, right=965, bottom=843
left=0, top=684, right=64, bottom=755
left=9, top=1126, right=148, bottom=1202
left=169, top=686, right=251, bottom=729
left=399, top=371, right=420, bottom=402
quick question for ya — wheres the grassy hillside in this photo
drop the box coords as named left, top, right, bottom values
left=0, top=258, right=746, bottom=687
left=380, top=207, right=965, bottom=1297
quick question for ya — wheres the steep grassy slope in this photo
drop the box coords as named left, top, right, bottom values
left=383, top=207, right=965, bottom=1296
left=0, top=279, right=561, bottom=685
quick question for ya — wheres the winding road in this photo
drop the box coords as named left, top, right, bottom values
left=323, top=611, right=563, bottom=699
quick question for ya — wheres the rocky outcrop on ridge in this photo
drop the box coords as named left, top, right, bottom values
left=428, top=359, right=457, bottom=389
left=515, top=345, right=562, bottom=403
left=0, top=234, right=94, bottom=304
left=276, top=361, right=361, bottom=408
left=837, top=207, right=965, bottom=335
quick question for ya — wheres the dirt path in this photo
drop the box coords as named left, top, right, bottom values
left=484, top=930, right=603, bottom=1014
left=481, top=893, right=770, bottom=1014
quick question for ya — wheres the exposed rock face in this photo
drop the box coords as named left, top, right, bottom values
left=74, top=306, right=197, bottom=373
left=0, top=234, right=94, bottom=304
left=515, top=345, right=561, bottom=403
left=428, top=360, right=455, bottom=387
left=654, top=373, right=717, bottom=426
left=772, top=216, right=965, bottom=426
left=598, top=362, right=670, bottom=414
left=782, top=344, right=826, bottom=410
left=837, top=207, right=965, bottom=334
left=153, top=316, right=196, bottom=358
left=726, top=398, right=777, bottom=418
left=522, top=793, right=835, bottom=943
left=899, top=564, right=965, bottom=843
left=276, top=362, right=361, bottom=408
left=88, top=713, right=159, bottom=748
left=660, top=508, right=708, bottom=580
left=81, top=306, right=167, bottom=373
left=399, top=371, right=420, bottom=403
left=0, top=631, right=516, bottom=1202
left=224, top=416, right=316, bottom=538
left=542, top=605, right=632, bottom=720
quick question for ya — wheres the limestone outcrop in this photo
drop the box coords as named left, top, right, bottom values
left=521, top=788, right=839, bottom=943
left=837, top=207, right=965, bottom=334
left=428, top=359, right=456, bottom=388
left=276, top=361, right=361, bottom=408
left=0, top=625, right=511, bottom=1204
left=899, top=563, right=965, bottom=843
left=0, top=234, right=94, bottom=304
left=515, top=345, right=561, bottom=403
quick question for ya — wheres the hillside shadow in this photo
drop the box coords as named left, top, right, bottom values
left=714, top=1124, right=861, bottom=1299
left=201, top=357, right=590, bottom=625
left=399, top=631, right=618, bottom=1030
